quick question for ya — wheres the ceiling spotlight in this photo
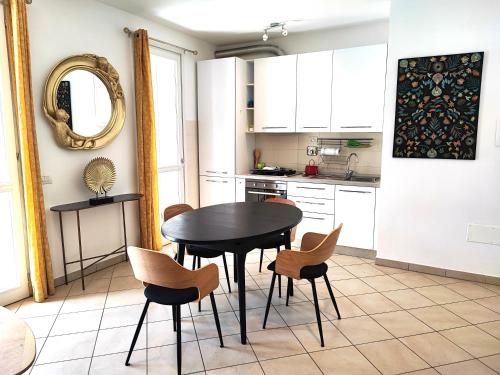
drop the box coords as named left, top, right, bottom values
left=281, top=25, right=288, bottom=37
left=262, top=30, right=269, bottom=41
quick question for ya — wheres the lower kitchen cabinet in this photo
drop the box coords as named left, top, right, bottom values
left=199, top=176, right=236, bottom=207
left=294, top=212, right=335, bottom=247
left=235, top=178, right=245, bottom=202
left=334, top=185, right=376, bottom=249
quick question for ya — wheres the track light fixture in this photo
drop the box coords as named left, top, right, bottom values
left=262, top=22, right=288, bottom=41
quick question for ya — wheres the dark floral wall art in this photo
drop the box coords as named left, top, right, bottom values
left=393, top=52, right=484, bottom=160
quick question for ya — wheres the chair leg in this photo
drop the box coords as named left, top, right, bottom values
left=259, top=249, right=264, bottom=273
left=263, top=272, right=277, bottom=329
left=197, top=256, right=202, bottom=312
left=286, top=277, right=292, bottom=306
left=176, top=304, right=182, bottom=375
left=324, top=274, right=341, bottom=319
left=125, top=299, right=150, bottom=366
left=276, top=246, right=282, bottom=298
left=222, top=253, right=231, bottom=293
left=198, top=256, right=201, bottom=269
left=172, top=305, right=177, bottom=331
left=209, top=292, right=224, bottom=347
left=191, top=255, right=196, bottom=270
left=310, top=279, right=325, bottom=347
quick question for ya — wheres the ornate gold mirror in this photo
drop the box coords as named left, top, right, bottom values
left=43, top=54, right=125, bottom=150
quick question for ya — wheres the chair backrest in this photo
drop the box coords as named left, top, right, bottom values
left=265, top=197, right=297, bottom=242
left=306, top=224, right=343, bottom=264
left=163, top=203, right=193, bottom=222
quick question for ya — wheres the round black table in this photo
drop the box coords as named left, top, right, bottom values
left=161, top=202, right=302, bottom=344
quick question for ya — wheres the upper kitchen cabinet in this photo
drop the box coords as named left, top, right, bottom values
left=331, top=44, right=387, bottom=132
left=254, top=54, right=297, bottom=133
left=296, top=50, right=333, bottom=132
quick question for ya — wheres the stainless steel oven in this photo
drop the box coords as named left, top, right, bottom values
left=245, top=179, right=287, bottom=202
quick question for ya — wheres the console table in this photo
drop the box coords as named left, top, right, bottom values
left=50, top=193, right=142, bottom=290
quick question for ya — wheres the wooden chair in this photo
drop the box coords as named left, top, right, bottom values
left=257, top=197, right=297, bottom=298
left=263, top=225, right=343, bottom=347
left=164, top=204, right=232, bottom=309
left=125, top=246, right=223, bottom=375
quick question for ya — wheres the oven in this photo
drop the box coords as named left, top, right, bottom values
left=245, top=179, right=287, bottom=203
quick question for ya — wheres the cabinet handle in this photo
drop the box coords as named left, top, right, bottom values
left=297, top=186, right=325, bottom=191
left=338, top=189, right=371, bottom=194
left=297, top=200, right=325, bottom=205
left=206, top=180, right=228, bottom=183
left=206, top=170, right=219, bottom=174
left=303, top=216, right=325, bottom=221
left=340, top=126, right=373, bottom=129
left=247, top=191, right=281, bottom=196
left=262, top=126, right=287, bottom=129
left=301, top=126, right=328, bottom=129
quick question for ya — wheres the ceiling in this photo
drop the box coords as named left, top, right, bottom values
left=98, top=0, right=390, bottom=45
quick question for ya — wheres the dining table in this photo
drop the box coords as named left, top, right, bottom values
left=161, top=201, right=302, bottom=344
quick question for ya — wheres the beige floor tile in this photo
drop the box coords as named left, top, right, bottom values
left=16, top=298, right=64, bottom=318
left=349, top=293, right=401, bottom=314
left=190, top=293, right=233, bottom=316
left=31, top=358, right=91, bottom=375
left=60, top=293, right=107, bottom=314
left=90, top=350, right=147, bottom=374
left=440, top=325, right=500, bottom=357
left=24, top=315, right=57, bottom=338
left=37, top=331, right=97, bottom=364
left=206, top=362, right=263, bottom=375
left=333, top=315, right=392, bottom=344
left=248, top=327, right=305, bottom=360
left=264, top=283, right=310, bottom=306
left=260, top=354, right=322, bottom=374
left=94, top=325, right=146, bottom=356
left=358, top=339, right=429, bottom=374
left=112, top=262, right=135, bottom=277
left=424, top=274, right=461, bottom=285
left=100, top=304, right=145, bottom=329
left=275, top=301, right=327, bottom=326
left=371, top=310, right=433, bottom=337
left=5, top=300, right=22, bottom=312
left=383, top=289, right=435, bottom=309
left=400, top=332, right=472, bottom=366
left=477, top=321, right=500, bottom=339
left=319, top=296, right=364, bottom=320
left=408, top=306, right=469, bottom=330
left=235, top=306, right=286, bottom=332
left=148, top=318, right=197, bottom=347
left=148, top=341, right=204, bottom=374
left=333, top=279, right=376, bottom=296
left=147, top=303, right=191, bottom=322
left=227, top=289, right=268, bottom=310
left=331, top=255, right=367, bottom=266
left=69, top=278, right=111, bottom=296
left=435, top=359, right=497, bottom=375
left=105, top=288, right=145, bottom=308
left=415, top=286, right=468, bottom=304
left=311, top=346, right=380, bottom=375
left=88, top=266, right=115, bottom=280
left=391, top=272, right=438, bottom=288
left=291, top=321, right=350, bottom=352
left=327, top=266, right=356, bottom=281
left=51, top=310, right=102, bottom=336
left=479, top=354, right=500, bottom=373
left=476, top=296, right=500, bottom=314
left=443, top=300, right=500, bottom=324
left=344, top=264, right=385, bottom=277
left=108, top=276, right=143, bottom=292
left=193, top=311, right=240, bottom=340
left=361, top=275, right=407, bottom=292
left=482, top=283, right=500, bottom=294
left=372, top=264, right=408, bottom=276
left=445, top=282, right=497, bottom=299
left=296, top=280, right=342, bottom=301
left=405, top=370, right=439, bottom=375
left=199, top=334, right=257, bottom=370
left=221, top=276, right=260, bottom=293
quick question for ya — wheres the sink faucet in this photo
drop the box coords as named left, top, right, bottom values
left=345, top=153, right=359, bottom=180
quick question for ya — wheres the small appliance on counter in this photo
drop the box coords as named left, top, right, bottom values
left=304, top=159, right=319, bottom=176
left=250, top=167, right=297, bottom=177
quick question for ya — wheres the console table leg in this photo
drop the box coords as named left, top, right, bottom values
left=176, top=243, right=185, bottom=266
left=58, top=212, right=68, bottom=285
left=121, top=202, right=128, bottom=262
left=76, top=210, right=85, bottom=290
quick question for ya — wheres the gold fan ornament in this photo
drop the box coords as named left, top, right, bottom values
left=83, top=157, right=116, bottom=203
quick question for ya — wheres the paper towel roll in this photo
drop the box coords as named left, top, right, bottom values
left=319, top=147, right=340, bottom=156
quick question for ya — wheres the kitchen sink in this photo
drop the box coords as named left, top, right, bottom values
left=305, top=174, right=380, bottom=183
left=348, top=176, right=380, bottom=183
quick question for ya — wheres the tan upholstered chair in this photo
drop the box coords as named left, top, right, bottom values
left=263, top=225, right=343, bottom=347
left=257, top=197, right=297, bottom=298
left=164, top=204, right=232, bottom=307
left=125, top=246, right=223, bottom=374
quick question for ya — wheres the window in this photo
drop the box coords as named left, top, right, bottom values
left=150, top=48, right=185, bottom=220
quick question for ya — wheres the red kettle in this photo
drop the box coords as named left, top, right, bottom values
left=304, top=159, right=319, bottom=176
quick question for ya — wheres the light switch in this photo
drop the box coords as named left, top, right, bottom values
left=41, top=175, right=52, bottom=185
left=496, top=120, right=500, bottom=147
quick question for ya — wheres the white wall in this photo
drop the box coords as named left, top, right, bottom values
left=28, top=0, right=214, bottom=279
left=377, top=0, right=500, bottom=277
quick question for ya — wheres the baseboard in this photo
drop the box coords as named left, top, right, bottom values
left=335, top=245, right=376, bottom=259
left=54, top=254, right=127, bottom=287
left=375, top=257, right=500, bottom=286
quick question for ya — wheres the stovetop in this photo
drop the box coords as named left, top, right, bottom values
left=250, top=167, right=297, bottom=176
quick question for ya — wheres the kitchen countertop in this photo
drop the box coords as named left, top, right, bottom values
left=236, top=173, right=381, bottom=188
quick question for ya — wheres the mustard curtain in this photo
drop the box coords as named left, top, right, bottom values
left=4, top=0, right=55, bottom=302
left=133, top=29, right=162, bottom=251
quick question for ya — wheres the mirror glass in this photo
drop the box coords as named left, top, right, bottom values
left=56, top=69, right=112, bottom=137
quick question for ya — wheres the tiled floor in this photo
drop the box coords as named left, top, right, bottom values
left=6, top=249, right=500, bottom=375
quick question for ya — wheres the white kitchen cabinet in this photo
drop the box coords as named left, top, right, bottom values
left=331, top=44, right=387, bottom=132
left=335, top=185, right=376, bottom=249
left=199, top=176, right=236, bottom=207
left=254, top=54, right=297, bottom=133
left=294, top=212, right=335, bottom=248
left=235, top=178, right=246, bottom=202
left=288, top=182, right=335, bottom=200
left=296, top=51, right=333, bottom=132
left=198, top=58, right=236, bottom=176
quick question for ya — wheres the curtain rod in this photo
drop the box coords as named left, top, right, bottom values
left=123, top=27, right=198, bottom=55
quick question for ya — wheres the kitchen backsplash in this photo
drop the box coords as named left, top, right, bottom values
left=254, top=132, right=382, bottom=176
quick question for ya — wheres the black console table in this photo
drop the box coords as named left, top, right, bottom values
left=50, top=193, right=142, bottom=290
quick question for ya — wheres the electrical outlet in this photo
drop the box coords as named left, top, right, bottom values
left=41, top=175, right=52, bottom=185
left=306, top=146, right=318, bottom=156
